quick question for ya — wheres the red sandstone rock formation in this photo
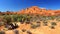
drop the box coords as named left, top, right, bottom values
left=16, top=6, right=60, bottom=16
left=0, top=6, right=60, bottom=16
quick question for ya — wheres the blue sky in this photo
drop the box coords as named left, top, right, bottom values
left=0, top=0, right=60, bottom=12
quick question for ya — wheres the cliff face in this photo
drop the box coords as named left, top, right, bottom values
left=0, top=6, right=60, bottom=16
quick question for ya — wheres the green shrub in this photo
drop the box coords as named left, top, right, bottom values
left=12, top=15, right=18, bottom=22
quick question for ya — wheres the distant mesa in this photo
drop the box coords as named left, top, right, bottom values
left=0, top=6, right=60, bottom=16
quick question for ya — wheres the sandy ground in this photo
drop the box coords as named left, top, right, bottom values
left=4, top=20, right=60, bottom=34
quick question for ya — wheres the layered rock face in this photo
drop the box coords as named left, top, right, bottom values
left=0, top=6, right=60, bottom=16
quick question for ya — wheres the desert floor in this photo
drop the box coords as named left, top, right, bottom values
left=5, top=20, right=60, bottom=34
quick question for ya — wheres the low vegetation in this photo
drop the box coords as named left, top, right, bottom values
left=51, top=22, right=57, bottom=26
left=14, top=29, right=19, bottom=34
left=27, top=30, right=32, bottom=34
left=22, top=29, right=26, bottom=32
left=49, top=26, right=55, bottom=29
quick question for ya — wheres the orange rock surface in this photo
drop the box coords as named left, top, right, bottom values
left=0, top=6, right=60, bottom=16
left=16, top=6, right=60, bottom=16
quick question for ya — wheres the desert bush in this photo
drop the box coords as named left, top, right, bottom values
left=40, top=16, right=46, bottom=21
left=30, top=16, right=38, bottom=22
left=27, top=30, right=32, bottom=34
left=30, top=21, right=40, bottom=29
left=17, top=15, right=23, bottom=22
left=0, top=31, right=5, bottom=34
left=36, top=21, right=40, bottom=27
left=0, top=22, right=5, bottom=26
left=43, top=21, right=48, bottom=26
left=20, top=22, right=24, bottom=24
left=19, top=15, right=27, bottom=24
left=19, top=14, right=32, bottom=24
left=51, top=22, right=57, bottom=26
left=25, top=21, right=31, bottom=24
left=36, top=21, right=40, bottom=23
left=45, top=16, right=51, bottom=20
left=49, top=26, right=55, bottom=29
left=12, top=15, right=18, bottom=22
left=26, top=15, right=31, bottom=21
left=56, top=18, right=60, bottom=21
left=14, top=29, right=19, bottom=34
left=36, top=23, right=40, bottom=27
left=50, top=16, right=56, bottom=20
left=3, top=15, right=12, bottom=24
left=45, top=16, right=52, bottom=20
left=49, top=22, right=57, bottom=29
left=31, top=23, right=40, bottom=29
left=31, top=24, right=37, bottom=29
left=19, top=18, right=25, bottom=24
left=56, top=16, right=60, bottom=21
left=35, top=15, right=38, bottom=17
left=22, top=29, right=26, bottom=32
